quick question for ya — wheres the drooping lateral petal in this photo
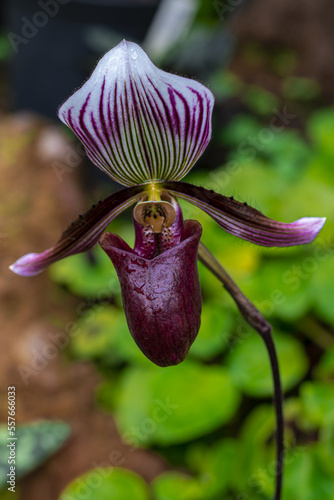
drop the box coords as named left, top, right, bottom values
left=59, top=40, right=214, bottom=186
left=161, top=181, right=326, bottom=246
left=10, top=185, right=144, bottom=277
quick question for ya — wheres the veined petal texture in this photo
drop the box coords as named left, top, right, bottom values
left=10, top=185, right=144, bottom=276
left=162, top=181, right=326, bottom=247
left=59, top=40, right=214, bottom=186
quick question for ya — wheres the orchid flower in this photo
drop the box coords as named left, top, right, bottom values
left=10, top=40, right=325, bottom=500
left=10, top=40, right=324, bottom=365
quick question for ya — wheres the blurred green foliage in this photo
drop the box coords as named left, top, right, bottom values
left=59, top=467, right=150, bottom=500
left=51, top=79, right=334, bottom=498
left=0, top=32, right=11, bottom=61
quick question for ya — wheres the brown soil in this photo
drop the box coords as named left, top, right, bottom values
left=0, top=115, right=166, bottom=500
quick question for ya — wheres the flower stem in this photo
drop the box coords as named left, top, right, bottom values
left=198, top=242, right=284, bottom=500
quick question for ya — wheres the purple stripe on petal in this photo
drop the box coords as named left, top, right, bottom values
left=59, top=40, right=214, bottom=186
left=172, top=88, right=190, bottom=174
left=161, top=181, right=326, bottom=247
left=146, top=76, right=177, bottom=179
left=9, top=185, right=145, bottom=277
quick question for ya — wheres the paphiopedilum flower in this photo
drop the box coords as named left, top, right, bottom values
left=10, top=40, right=325, bottom=367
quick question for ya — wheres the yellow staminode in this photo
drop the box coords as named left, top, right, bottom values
left=134, top=183, right=176, bottom=233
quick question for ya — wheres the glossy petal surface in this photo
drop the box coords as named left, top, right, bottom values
left=10, top=185, right=144, bottom=276
left=162, top=181, right=326, bottom=247
left=100, top=220, right=202, bottom=367
left=59, top=41, right=214, bottom=186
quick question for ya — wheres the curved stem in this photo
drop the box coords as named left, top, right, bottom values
left=198, top=242, right=284, bottom=500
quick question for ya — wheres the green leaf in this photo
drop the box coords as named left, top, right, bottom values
left=283, top=447, right=313, bottom=500
left=194, top=438, right=241, bottom=496
left=313, top=345, right=334, bottom=380
left=219, top=114, right=261, bottom=147
left=237, top=405, right=276, bottom=494
left=0, top=420, right=70, bottom=489
left=243, top=86, right=280, bottom=115
left=311, top=255, right=334, bottom=325
left=242, top=258, right=312, bottom=322
left=0, top=33, right=11, bottom=61
left=282, top=77, right=321, bottom=101
left=283, top=445, right=334, bottom=500
left=115, top=361, right=241, bottom=446
left=70, top=305, right=151, bottom=367
left=49, top=245, right=120, bottom=298
left=271, top=50, right=297, bottom=76
left=319, top=419, right=334, bottom=473
left=261, top=130, right=311, bottom=174
left=307, top=108, right=334, bottom=159
left=152, top=472, right=204, bottom=500
left=300, top=381, right=334, bottom=427
left=208, top=70, right=243, bottom=99
left=59, top=467, right=149, bottom=500
left=226, top=331, right=308, bottom=397
left=189, top=301, right=234, bottom=360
